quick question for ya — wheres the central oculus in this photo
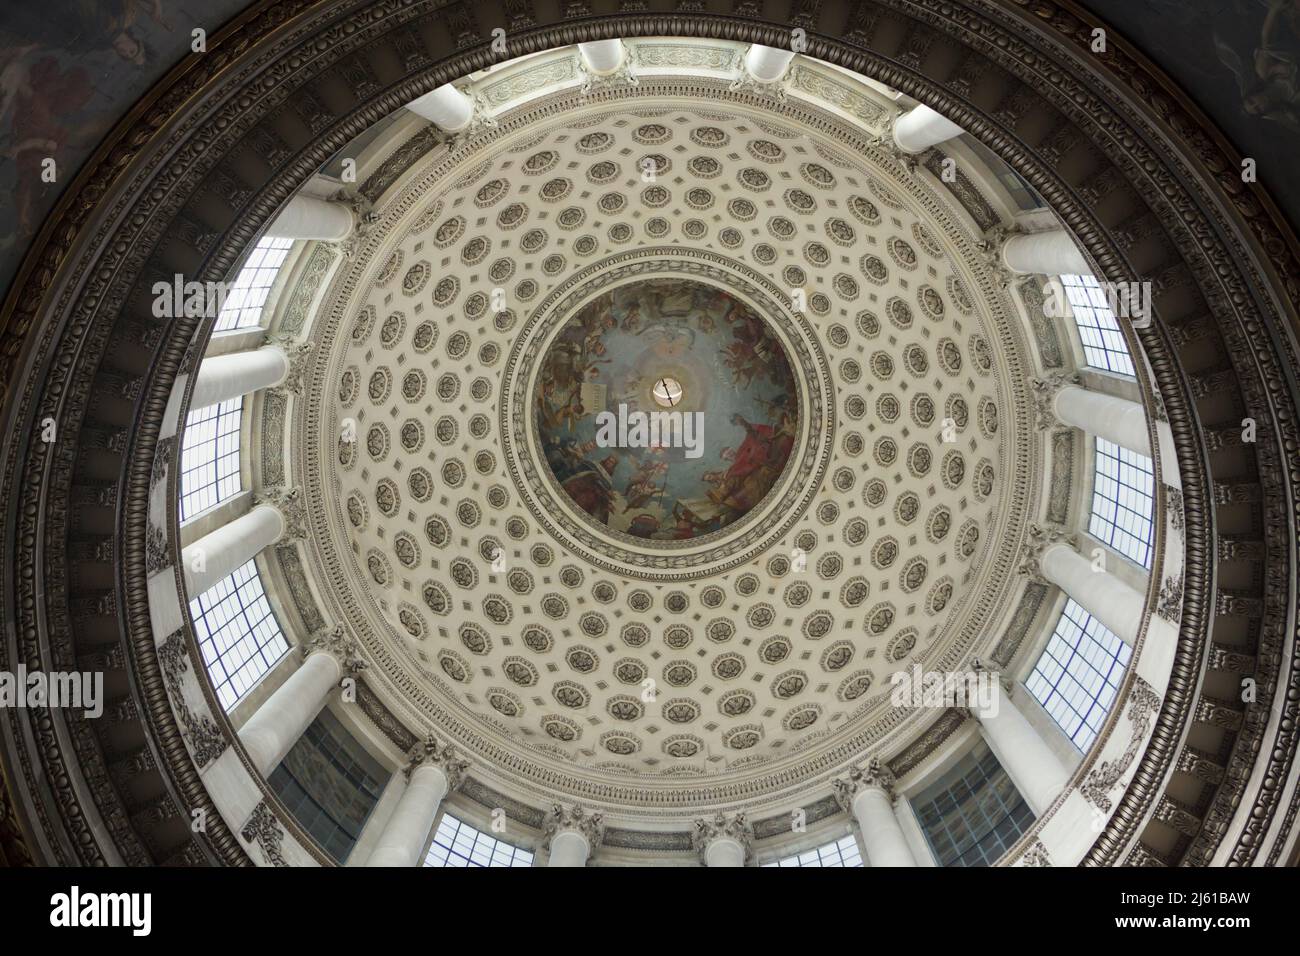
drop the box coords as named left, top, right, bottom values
left=535, top=278, right=798, bottom=542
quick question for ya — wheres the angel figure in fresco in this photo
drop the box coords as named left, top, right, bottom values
left=623, top=457, right=669, bottom=511
left=1216, top=0, right=1300, bottom=135
left=0, top=45, right=94, bottom=252
left=706, top=414, right=784, bottom=518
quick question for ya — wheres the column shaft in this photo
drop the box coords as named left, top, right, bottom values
left=366, top=764, right=450, bottom=867
left=182, top=504, right=284, bottom=597
left=744, top=45, right=795, bottom=82
left=703, top=838, right=746, bottom=867
left=893, top=105, right=964, bottom=153
left=1040, top=543, right=1145, bottom=646
left=547, top=830, right=590, bottom=867
left=976, top=684, right=1070, bottom=816
left=238, top=651, right=341, bottom=776
left=265, top=194, right=354, bottom=241
left=1054, top=385, right=1151, bottom=457
left=578, top=40, right=625, bottom=74
left=852, top=788, right=917, bottom=866
left=190, top=346, right=288, bottom=410
left=406, top=84, right=474, bottom=132
left=1002, top=229, right=1091, bottom=276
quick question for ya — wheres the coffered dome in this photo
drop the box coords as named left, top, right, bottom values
left=300, top=81, right=1033, bottom=797
left=6, top=2, right=1300, bottom=876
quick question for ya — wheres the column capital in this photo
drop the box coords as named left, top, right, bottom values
left=970, top=658, right=1013, bottom=700
left=301, top=623, right=366, bottom=677
left=263, top=336, right=313, bottom=395
left=1029, top=372, right=1080, bottom=430
left=875, top=113, right=922, bottom=174
left=578, top=45, right=638, bottom=94
left=728, top=47, right=791, bottom=101
left=542, top=803, right=604, bottom=855
left=833, top=757, right=897, bottom=812
left=976, top=224, right=1021, bottom=288
left=404, top=732, right=469, bottom=789
left=690, top=811, right=754, bottom=865
left=1018, top=522, right=1076, bottom=583
left=253, top=486, right=307, bottom=542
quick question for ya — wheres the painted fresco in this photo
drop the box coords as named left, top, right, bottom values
left=0, top=1, right=248, bottom=299
left=535, top=278, right=798, bottom=541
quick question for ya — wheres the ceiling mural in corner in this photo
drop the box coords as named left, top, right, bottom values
left=535, top=277, right=799, bottom=543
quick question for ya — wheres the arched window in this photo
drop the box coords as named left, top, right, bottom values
left=213, top=236, right=294, bottom=332
left=188, top=560, right=289, bottom=711
left=1060, top=273, right=1136, bottom=376
left=423, top=813, right=535, bottom=867
left=178, top=396, right=244, bottom=522
left=1026, top=598, right=1133, bottom=751
left=762, top=833, right=863, bottom=867
left=1088, top=438, right=1156, bottom=568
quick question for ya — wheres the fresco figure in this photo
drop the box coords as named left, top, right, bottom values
left=535, top=278, right=798, bottom=542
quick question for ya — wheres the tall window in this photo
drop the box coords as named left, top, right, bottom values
left=213, top=236, right=294, bottom=332
left=1026, top=599, right=1133, bottom=751
left=269, top=709, right=387, bottom=864
left=189, top=560, right=289, bottom=711
left=913, top=743, right=1034, bottom=867
left=423, top=813, right=535, bottom=867
left=1060, top=273, right=1136, bottom=376
left=179, top=397, right=243, bottom=522
left=1089, top=438, right=1156, bottom=568
left=762, top=834, right=864, bottom=867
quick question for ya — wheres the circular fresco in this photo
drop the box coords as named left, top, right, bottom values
left=534, top=278, right=799, bottom=543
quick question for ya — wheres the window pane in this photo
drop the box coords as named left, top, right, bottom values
left=213, top=236, right=294, bottom=332
left=268, top=709, right=387, bottom=864
left=1088, top=438, right=1155, bottom=568
left=424, top=814, right=534, bottom=868
left=188, top=560, right=289, bottom=710
left=179, top=396, right=244, bottom=521
left=761, top=833, right=864, bottom=867
left=913, top=743, right=1033, bottom=867
left=1060, top=273, right=1135, bottom=376
left=1027, top=599, right=1133, bottom=751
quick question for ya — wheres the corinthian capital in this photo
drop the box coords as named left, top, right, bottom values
left=404, top=733, right=469, bottom=789
left=254, top=485, right=307, bottom=542
left=542, top=804, right=605, bottom=854
left=690, top=811, right=754, bottom=865
left=302, top=623, right=366, bottom=677
left=1018, top=522, right=1076, bottom=583
left=1028, top=372, right=1080, bottom=430
left=833, top=757, right=897, bottom=812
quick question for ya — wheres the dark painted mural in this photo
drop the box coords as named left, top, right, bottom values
left=0, top=1, right=247, bottom=301
left=1081, top=0, right=1300, bottom=230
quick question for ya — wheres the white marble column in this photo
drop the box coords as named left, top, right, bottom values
left=578, top=39, right=625, bottom=75
left=189, top=346, right=288, bottom=411
left=1039, top=541, right=1146, bottom=646
left=181, top=503, right=284, bottom=598
left=265, top=193, right=354, bottom=241
left=834, top=760, right=916, bottom=866
left=239, top=649, right=340, bottom=777
left=1002, top=229, right=1091, bottom=276
left=744, top=44, right=796, bottom=83
left=366, top=737, right=468, bottom=867
left=692, top=812, right=753, bottom=867
left=974, top=671, right=1070, bottom=817
left=1053, top=385, right=1152, bottom=457
left=406, top=84, right=474, bottom=132
left=543, top=805, right=604, bottom=867
left=893, top=105, right=964, bottom=154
